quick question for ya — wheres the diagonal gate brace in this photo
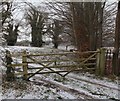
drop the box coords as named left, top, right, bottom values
left=27, top=56, right=64, bottom=79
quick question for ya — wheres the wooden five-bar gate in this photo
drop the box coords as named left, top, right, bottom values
left=6, top=48, right=106, bottom=80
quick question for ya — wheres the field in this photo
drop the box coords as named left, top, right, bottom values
left=0, top=46, right=119, bottom=100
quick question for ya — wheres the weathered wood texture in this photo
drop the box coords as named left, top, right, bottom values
left=7, top=49, right=106, bottom=80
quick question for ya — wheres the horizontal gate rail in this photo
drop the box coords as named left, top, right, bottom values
left=27, top=68, right=95, bottom=75
left=27, top=51, right=99, bottom=57
left=27, top=63, right=96, bottom=70
left=6, top=48, right=107, bottom=80
left=7, top=63, right=25, bottom=67
left=26, top=58, right=96, bottom=64
left=27, top=56, right=64, bottom=79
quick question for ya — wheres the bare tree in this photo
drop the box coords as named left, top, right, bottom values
left=0, top=1, right=12, bottom=45
left=102, top=2, right=117, bottom=47
left=1, top=1, right=12, bottom=25
left=112, top=1, right=120, bottom=76
left=25, top=3, right=48, bottom=47
left=1, top=1, right=21, bottom=46
left=49, top=19, right=63, bottom=48
left=4, top=23, right=19, bottom=45
left=46, top=2, right=75, bottom=46
left=47, top=2, right=107, bottom=51
left=70, top=2, right=106, bottom=51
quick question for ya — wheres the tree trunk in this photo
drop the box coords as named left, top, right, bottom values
left=70, top=3, right=89, bottom=52
left=38, top=32, right=43, bottom=47
left=112, top=1, right=120, bottom=75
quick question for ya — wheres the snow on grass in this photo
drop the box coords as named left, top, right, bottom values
left=69, top=73, right=119, bottom=90
left=0, top=46, right=6, bottom=100
left=5, top=46, right=45, bottom=53
left=2, top=81, right=68, bottom=99
left=4, top=46, right=67, bottom=56
left=57, top=90, right=76, bottom=99
left=31, top=72, right=119, bottom=99
left=1, top=46, right=119, bottom=99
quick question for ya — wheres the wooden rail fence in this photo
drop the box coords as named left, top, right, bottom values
left=6, top=48, right=107, bottom=80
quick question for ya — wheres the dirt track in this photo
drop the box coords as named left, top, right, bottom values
left=30, top=78, right=96, bottom=99
left=29, top=73, right=119, bottom=100
left=67, top=75, right=120, bottom=91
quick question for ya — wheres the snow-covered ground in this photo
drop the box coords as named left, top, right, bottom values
left=0, top=46, right=119, bottom=100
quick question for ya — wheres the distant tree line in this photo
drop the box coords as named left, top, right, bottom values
left=1, top=1, right=119, bottom=75
left=1, top=1, right=117, bottom=49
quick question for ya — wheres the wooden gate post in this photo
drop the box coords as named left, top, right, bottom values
left=22, top=50, right=28, bottom=80
left=99, top=48, right=106, bottom=76
left=96, top=49, right=100, bottom=75
left=5, top=50, right=15, bottom=81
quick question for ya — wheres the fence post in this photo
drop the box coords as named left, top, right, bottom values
left=22, top=50, right=28, bottom=80
left=99, top=48, right=106, bottom=76
left=5, top=50, right=15, bottom=81
left=96, top=49, right=100, bottom=75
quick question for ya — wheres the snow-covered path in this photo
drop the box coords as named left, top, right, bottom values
left=29, top=72, right=119, bottom=99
